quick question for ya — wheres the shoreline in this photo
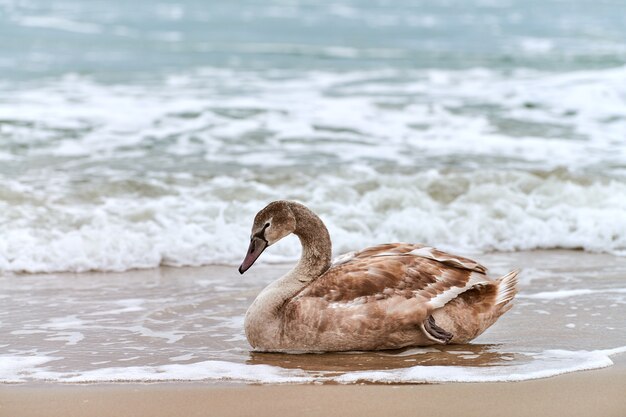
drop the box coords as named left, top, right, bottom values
left=2, top=247, right=623, bottom=277
left=2, top=250, right=626, bottom=385
left=1, top=249, right=625, bottom=416
left=1, top=354, right=625, bottom=417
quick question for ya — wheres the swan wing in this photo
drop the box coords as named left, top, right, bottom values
left=306, top=243, right=489, bottom=310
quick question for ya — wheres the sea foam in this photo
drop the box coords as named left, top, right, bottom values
left=1, top=67, right=626, bottom=272
left=0, top=348, right=622, bottom=384
left=1, top=168, right=624, bottom=273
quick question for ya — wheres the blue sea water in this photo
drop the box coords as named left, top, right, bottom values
left=2, top=0, right=626, bottom=79
left=1, top=0, right=626, bottom=272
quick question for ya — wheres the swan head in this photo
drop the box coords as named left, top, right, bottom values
left=239, top=201, right=296, bottom=274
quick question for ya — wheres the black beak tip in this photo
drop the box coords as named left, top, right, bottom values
left=238, top=265, right=245, bottom=275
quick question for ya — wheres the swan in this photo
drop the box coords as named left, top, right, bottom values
left=239, top=200, right=519, bottom=352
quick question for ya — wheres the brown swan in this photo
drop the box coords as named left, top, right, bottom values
left=239, top=200, right=519, bottom=352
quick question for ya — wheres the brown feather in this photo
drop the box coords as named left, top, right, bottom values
left=297, top=244, right=480, bottom=306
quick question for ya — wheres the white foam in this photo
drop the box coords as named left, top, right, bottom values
left=519, top=288, right=626, bottom=300
left=42, top=315, right=85, bottom=330
left=334, top=349, right=614, bottom=384
left=0, top=358, right=312, bottom=383
left=0, top=355, right=60, bottom=383
left=1, top=347, right=623, bottom=384
left=87, top=299, right=146, bottom=316
left=1, top=67, right=626, bottom=273
left=519, top=38, right=554, bottom=54
left=13, top=16, right=102, bottom=34
left=1, top=167, right=625, bottom=273
left=44, top=331, right=84, bottom=345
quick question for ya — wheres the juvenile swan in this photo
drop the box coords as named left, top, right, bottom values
left=239, top=200, right=519, bottom=352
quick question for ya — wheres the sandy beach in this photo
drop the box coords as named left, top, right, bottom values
left=1, top=249, right=626, bottom=416
left=1, top=354, right=625, bottom=417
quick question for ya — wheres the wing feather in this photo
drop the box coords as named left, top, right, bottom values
left=299, top=243, right=490, bottom=310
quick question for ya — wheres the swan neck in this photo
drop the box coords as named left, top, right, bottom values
left=244, top=203, right=332, bottom=347
left=290, top=202, right=332, bottom=282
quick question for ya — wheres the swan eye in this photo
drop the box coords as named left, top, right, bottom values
left=264, top=222, right=270, bottom=228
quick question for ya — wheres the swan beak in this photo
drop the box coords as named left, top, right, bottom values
left=239, top=237, right=268, bottom=274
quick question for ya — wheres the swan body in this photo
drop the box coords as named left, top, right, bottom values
left=239, top=200, right=519, bottom=352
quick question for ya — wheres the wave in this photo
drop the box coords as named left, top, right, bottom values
left=1, top=67, right=625, bottom=272
left=1, top=169, right=625, bottom=273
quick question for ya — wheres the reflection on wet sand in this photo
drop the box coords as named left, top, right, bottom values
left=247, top=344, right=521, bottom=374
left=1, top=251, right=625, bottom=382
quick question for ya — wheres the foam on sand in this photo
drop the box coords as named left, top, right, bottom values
left=519, top=288, right=626, bottom=300
left=334, top=349, right=620, bottom=384
left=1, top=348, right=623, bottom=384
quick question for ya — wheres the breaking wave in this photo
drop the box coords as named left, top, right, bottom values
left=1, top=67, right=626, bottom=272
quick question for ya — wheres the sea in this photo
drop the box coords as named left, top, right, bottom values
left=1, top=0, right=625, bottom=384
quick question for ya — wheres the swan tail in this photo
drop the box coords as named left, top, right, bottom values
left=495, top=268, right=520, bottom=306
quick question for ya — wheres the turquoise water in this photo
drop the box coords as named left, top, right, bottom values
left=2, top=0, right=626, bottom=80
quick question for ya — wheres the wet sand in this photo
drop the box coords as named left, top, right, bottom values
left=2, top=250, right=626, bottom=383
left=1, top=250, right=626, bottom=414
left=1, top=354, right=625, bottom=417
